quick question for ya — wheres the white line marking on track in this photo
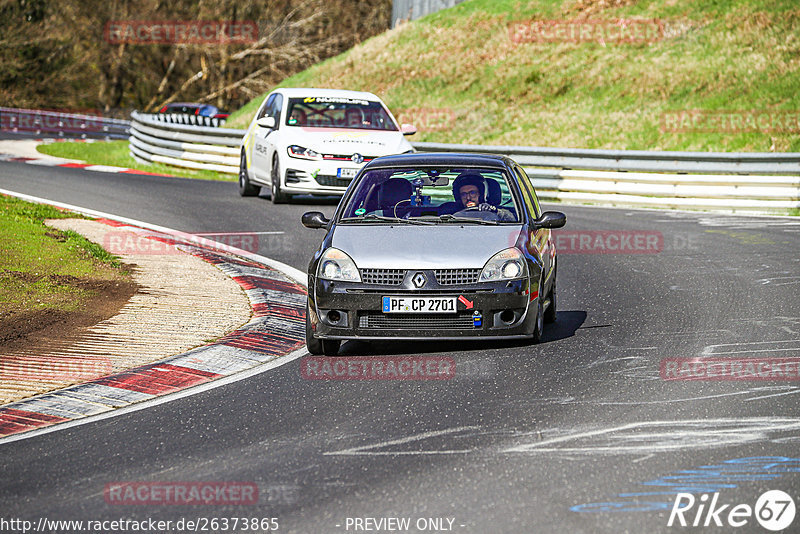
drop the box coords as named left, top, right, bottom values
left=701, top=339, right=800, bottom=355
left=504, top=418, right=800, bottom=454
left=193, top=231, right=285, bottom=236
left=323, top=426, right=481, bottom=456
left=745, top=388, right=800, bottom=402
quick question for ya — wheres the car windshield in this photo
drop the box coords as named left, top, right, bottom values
left=285, top=97, right=398, bottom=131
left=338, top=167, right=521, bottom=224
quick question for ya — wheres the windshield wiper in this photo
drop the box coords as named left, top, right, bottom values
left=437, top=214, right=499, bottom=225
left=339, top=214, right=433, bottom=225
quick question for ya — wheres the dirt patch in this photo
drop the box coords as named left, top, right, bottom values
left=0, top=273, right=138, bottom=351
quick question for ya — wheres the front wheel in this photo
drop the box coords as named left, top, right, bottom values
left=531, top=295, right=544, bottom=343
left=238, top=153, right=259, bottom=197
left=305, top=305, right=341, bottom=356
left=270, top=156, right=290, bottom=204
left=544, top=276, right=557, bottom=324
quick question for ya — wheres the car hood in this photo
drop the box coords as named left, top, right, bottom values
left=330, top=225, right=523, bottom=269
left=282, top=127, right=412, bottom=157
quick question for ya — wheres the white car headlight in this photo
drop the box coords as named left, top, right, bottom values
left=317, top=248, right=361, bottom=282
left=480, top=248, right=528, bottom=282
left=288, top=145, right=322, bottom=160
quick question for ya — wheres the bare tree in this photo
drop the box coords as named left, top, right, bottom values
left=0, top=0, right=391, bottom=115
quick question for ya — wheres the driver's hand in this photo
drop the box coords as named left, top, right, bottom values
left=477, top=203, right=497, bottom=212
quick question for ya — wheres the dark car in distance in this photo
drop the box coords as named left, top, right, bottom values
left=301, top=153, right=566, bottom=355
left=158, top=102, right=229, bottom=119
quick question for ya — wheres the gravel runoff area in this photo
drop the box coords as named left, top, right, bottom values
left=0, top=218, right=252, bottom=404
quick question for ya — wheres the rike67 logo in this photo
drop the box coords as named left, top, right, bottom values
left=668, top=490, right=795, bottom=531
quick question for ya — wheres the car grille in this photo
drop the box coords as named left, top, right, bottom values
left=360, top=268, right=406, bottom=285
left=434, top=269, right=481, bottom=285
left=358, top=312, right=476, bottom=330
left=315, top=175, right=352, bottom=188
left=322, top=153, right=376, bottom=162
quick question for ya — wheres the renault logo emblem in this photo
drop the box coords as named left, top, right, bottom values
left=412, top=272, right=426, bottom=288
left=351, top=153, right=364, bottom=164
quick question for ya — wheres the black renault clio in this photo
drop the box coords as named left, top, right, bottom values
left=301, top=153, right=566, bottom=355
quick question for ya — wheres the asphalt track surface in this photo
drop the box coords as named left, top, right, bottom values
left=1, top=162, right=800, bottom=533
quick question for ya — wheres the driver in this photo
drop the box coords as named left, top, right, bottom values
left=451, top=173, right=514, bottom=221
left=288, top=107, right=307, bottom=126
left=345, top=107, right=364, bottom=127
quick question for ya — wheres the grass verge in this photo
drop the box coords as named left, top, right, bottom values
left=36, top=140, right=237, bottom=182
left=226, top=0, right=800, bottom=152
left=0, top=195, right=131, bottom=321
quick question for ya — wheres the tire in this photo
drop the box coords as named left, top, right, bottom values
left=544, top=274, right=557, bottom=324
left=270, top=155, right=290, bottom=204
left=305, top=305, right=341, bottom=356
left=528, top=275, right=544, bottom=343
left=531, top=295, right=544, bottom=343
left=238, top=152, right=259, bottom=197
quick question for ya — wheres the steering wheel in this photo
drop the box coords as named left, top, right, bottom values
left=453, top=207, right=500, bottom=221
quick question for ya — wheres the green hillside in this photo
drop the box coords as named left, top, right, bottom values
left=226, top=0, right=800, bottom=152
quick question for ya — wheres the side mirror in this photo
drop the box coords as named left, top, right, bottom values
left=401, top=123, right=417, bottom=136
left=534, top=211, right=566, bottom=229
left=302, top=211, right=330, bottom=229
left=256, top=116, right=276, bottom=129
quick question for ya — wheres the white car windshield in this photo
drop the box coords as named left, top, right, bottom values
left=339, top=167, right=521, bottom=224
left=286, top=97, right=398, bottom=131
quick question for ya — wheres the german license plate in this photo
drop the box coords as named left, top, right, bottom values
left=337, top=168, right=358, bottom=179
left=382, top=296, right=457, bottom=314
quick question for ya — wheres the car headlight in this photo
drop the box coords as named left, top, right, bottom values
left=288, top=145, right=322, bottom=160
left=317, top=248, right=361, bottom=282
left=480, top=248, right=528, bottom=282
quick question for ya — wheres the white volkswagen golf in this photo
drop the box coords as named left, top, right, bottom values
left=239, top=88, right=416, bottom=203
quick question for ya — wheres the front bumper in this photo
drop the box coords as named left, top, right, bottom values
left=282, top=158, right=367, bottom=196
left=308, top=273, right=538, bottom=340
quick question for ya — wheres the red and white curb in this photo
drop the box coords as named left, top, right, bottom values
left=0, top=152, right=174, bottom=177
left=0, top=190, right=308, bottom=443
left=0, top=138, right=177, bottom=177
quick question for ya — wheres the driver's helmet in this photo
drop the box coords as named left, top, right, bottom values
left=452, top=172, right=487, bottom=208
left=345, top=107, right=365, bottom=127
left=289, top=108, right=307, bottom=125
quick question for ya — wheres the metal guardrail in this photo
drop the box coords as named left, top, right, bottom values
left=127, top=116, right=800, bottom=211
left=414, top=142, right=800, bottom=211
left=412, top=142, right=800, bottom=175
left=146, top=112, right=227, bottom=128
left=391, top=0, right=466, bottom=28
left=129, top=111, right=241, bottom=173
left=0, top=107, right=129, bottom=139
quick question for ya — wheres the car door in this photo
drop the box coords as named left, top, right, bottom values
left=514, top=166, right=554, bottom=289
left=251, top=93, right=280, bottom=181
left=264, top=94, right=284, bottom=186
